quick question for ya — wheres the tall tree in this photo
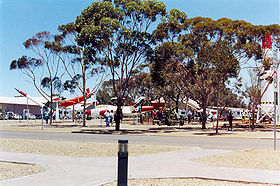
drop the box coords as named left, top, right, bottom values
left=96, top=80, right=114, bottom=105
left=153, top=16, right=279, bottom=130
left=10, top=32, right=64, bottom=125
left=73, top=0, right=166, bottom=130
left=46, top=24, right=105, bottom=127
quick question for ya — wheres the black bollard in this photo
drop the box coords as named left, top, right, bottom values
left=118, top=140, right=128, bottom=186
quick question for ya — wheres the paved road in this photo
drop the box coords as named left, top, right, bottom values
left=2, top=149, right=280, bottom=185
left=0, top=131, right=279, bottom=150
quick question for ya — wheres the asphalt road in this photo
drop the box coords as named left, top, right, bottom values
left=0, top=131, right=279, bottom=150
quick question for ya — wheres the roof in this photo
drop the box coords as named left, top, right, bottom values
left=0, top=96, right=47, bottom=106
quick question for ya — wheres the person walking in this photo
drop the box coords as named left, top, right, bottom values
left=105, top=110, right=110, bottom=127
left=228, top=111, right=233, bottom=131
left=109, top=110, right=114, bottom=126
left=45, top=111, right=49, bottom=124
left=157, top=109, right=163, bottom=125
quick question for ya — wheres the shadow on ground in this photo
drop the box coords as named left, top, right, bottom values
left=71, top=126, right=238, bottom=136
left=16, top=124, right=83, bottom=128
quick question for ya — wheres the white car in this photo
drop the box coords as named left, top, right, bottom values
left=14, top=114, right=23, bottom=120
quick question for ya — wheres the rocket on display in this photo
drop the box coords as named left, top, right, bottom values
left=257, top=35, right=279, bottom=123
left=15, top=88, right=47, bottom=108
left=58, top=88, right=93, bottom=107
left=85, top=97, right=165, bottom=117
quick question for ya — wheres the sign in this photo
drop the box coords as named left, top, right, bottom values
left=273, top=49, right=279, bottom=69
left=273, top=71, right=278, bottom=89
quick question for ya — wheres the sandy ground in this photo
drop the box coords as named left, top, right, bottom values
left=0, top=138, right=186, bottom=157
left=0, top=138, right=186, bottom=180
left=103, top=178, right=277, bottom=186
left=194, top=149, right=280, bottom=171
left=0, top=161, right=45, bottom=181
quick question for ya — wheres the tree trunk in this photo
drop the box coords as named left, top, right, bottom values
left=50, top=81, right=53, bottom=125
left=82, top=99, right=86, bottom=127
left=115, top=107, right=121, bottom=131
left=72, top=105, right=75, bottom=122
left=82, top=72, right=86, bottom=127
left=115, top=99, right=122, bottom=131
left=251, top=105, right=256, bottom=131
left=175, top=93, right=180, bottom=113
left=215, top=89, right=221, bottom=134
left=202, top=104, right=207, bottom=129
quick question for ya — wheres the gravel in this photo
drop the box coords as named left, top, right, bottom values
left=0, top=138, right=186, bottom=157
left=103, top=178, right=277, bottom=186
left=194, top=149, right=280, bottom=171
left=0, top=138, right=186, bottom=181
left=0, top=161, right=45, bottom=181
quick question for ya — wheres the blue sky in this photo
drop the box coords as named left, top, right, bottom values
left=0, top=0, right=279, bottom=98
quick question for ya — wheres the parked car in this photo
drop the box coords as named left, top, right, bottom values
left=0, top=113, right=4, bottom=120
left=29, top=114, right=36, bottom=119
left=5, top=112, right=15, bottom=119
left=14, top=114, right=23, bottom=120
left=35, top=114, right=42, bottom=119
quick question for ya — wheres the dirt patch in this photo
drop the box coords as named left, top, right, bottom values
left=0, top=138, right=186, bottom=157
left=194, top=150, right=280, bottom=171
left=103, top=177, right=277, bottom=186
left=0, top=161, right=45, bottom=181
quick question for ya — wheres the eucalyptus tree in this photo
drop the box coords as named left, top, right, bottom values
left=10, top=32, right=64, bottom=125
left=152, top=17, right=242, bottom=129
left=127, top=72, right=156, bottom=104
left=96, top=80, right=114, bottom=105
left=198, top=40, right=239, bottom=133
left=217, top=20, right=280, bottom=129
left=73, top=0, right=167, bottom=130
left=153, top=15, right=279, bottom=130
left=149, top=43, right=186, bottom=112
left=45, top=24, right=105, bottom=127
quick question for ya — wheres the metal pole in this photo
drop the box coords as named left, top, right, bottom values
left=146, top=112, right=149, bottom=127
left=56, top=102, right=59, bottom=122
left=118, top=140, right=128, bottom=186
left=41, top=107, right=43, bottom=130
left=274, top=91, right=277, bottom=150
left=273, top=49, right=278, bottom=150
left=27, top=98, right=29, bottom=124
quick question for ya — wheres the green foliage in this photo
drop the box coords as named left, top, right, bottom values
left=10, top=56, right=43, bottom=70
left=96, top=84, right=113, bottom=105
left=73, top=0, right=167, bottom=124
left=262, top=57, right=273, bottom=71
left=41, top=77, right=63, bottom=95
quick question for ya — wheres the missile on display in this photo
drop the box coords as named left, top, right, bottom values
left=59, top=88, right=93, bottom=107
left=15, top=88, right=47, bottom=108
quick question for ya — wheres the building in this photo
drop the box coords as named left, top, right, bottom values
left=0, top=96, right=47, bottom=115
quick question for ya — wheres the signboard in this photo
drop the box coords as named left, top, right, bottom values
left=273, top=49, right=279, bottom=70
left=273, top=49, right=279, bottom=89
left=274, top=71, right=278, bottom=89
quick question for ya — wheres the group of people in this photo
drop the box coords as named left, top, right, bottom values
left=152, top=108, right=183, bottom=126
left=43, top=110, right=56, bottom=124
left=152, top=109, right=163, bottom=121
left=104, top=110, right=114, bottom=127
